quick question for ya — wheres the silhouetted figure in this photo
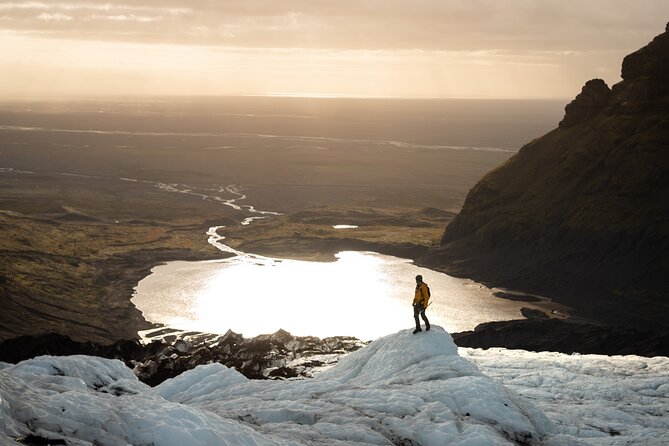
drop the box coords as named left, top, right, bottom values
left=412, top=275, right=431, bottom=334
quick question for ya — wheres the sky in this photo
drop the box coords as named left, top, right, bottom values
left=1, top=1, right=668, bottom=99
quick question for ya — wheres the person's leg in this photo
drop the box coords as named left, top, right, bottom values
left=413, top=305, right=422, bottom=333
left=420, top=309, right=430, bottom=331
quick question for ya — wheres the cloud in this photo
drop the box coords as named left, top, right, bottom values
left=1, top=0, right=668, bottom=98
left=37, top=12, right=72, bottom=21
left=0, top=0, right=668, bottom=52
left=90, top=14, right=163, bottom=23
left=0, top=2, right=187, bottom=14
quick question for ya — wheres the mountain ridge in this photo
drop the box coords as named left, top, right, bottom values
left=430, top=23, right=669, bottom=329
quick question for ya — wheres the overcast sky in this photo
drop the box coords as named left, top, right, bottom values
left=2, top=1, right=668, bottom=98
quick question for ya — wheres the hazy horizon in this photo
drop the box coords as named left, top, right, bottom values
left=2, top=1, right=668, bottom=99
left=0, top=93, right=576, bottom=101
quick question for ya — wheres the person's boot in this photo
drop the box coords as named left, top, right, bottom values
left=425, top=323, right=430, bottom=331
left=413, top=327, right=422, bottom=334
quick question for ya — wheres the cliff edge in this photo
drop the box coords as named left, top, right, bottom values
left=432, top=23, right=669, bottom=329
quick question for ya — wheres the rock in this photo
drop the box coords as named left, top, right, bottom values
left=434, top=23, right=669, bottom=331
left=621, top=22, right=669, bottom=81
left=615, top=24, right=669, bottom=106
left=558, top=79, right=611, bottom=128
left=520, top=307, right=549, bottom=320
left=452, top=319, right=669, bottom=357
left=0, top=333, right=98, bottom=363
left=173, top=339, right=192, bottom=353
left=0, top=330, right=366, bottom=386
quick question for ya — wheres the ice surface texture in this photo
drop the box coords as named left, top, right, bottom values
left=10, top=327, right=667, bottom=446
left=463, top=348, right=669, bottom=445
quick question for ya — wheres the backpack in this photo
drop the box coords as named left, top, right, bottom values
left=420, top=283, right=431, bottom=304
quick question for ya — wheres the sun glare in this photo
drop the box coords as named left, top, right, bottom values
left=187, top=252, right=409, bottom=340
left=132, top=251, right=531, bottom=340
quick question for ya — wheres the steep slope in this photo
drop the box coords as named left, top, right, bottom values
left=434, top=24, right=669, bottom=329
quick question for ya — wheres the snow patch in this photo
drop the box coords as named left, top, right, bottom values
left=462, top=347, right=669, bottom=445
left=0, top=328, right=556, bottom=445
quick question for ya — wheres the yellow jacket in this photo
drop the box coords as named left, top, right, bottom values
left=413, top=282, right=430, bottom=308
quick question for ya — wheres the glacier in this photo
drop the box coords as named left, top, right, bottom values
left=1, top=327, right=667, bottom=445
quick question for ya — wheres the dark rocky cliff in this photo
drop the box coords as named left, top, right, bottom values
left=433, top=24, right=669, bottom=330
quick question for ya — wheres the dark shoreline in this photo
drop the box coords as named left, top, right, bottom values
left=452, top=318, right=669, bottom=357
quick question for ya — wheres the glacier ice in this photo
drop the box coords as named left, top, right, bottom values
left=1, top=326, right=666, bottom=445
left=462, top=347, right=669, bottom=445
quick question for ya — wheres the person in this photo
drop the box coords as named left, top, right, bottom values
left=412, top=275, right=431, bottom=334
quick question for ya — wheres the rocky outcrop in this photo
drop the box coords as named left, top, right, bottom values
left=621, top=22, right=669, bottom=81
left=453, top=319, right=669, bottom=357
left=0, top=330, right=366, bottom=386
left=558, top=79, right=611, bottom=128
left=434, top=24, right=669, bottom=330
left=617, top=22, right=669, bottom=107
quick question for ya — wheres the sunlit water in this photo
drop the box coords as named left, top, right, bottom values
left=132, top=251, right=529, bottom=340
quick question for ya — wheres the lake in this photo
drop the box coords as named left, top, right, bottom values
left=132, top=247, right=549, bottom=340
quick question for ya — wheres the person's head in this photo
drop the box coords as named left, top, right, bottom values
left=415, top=275, right=423, bottom=283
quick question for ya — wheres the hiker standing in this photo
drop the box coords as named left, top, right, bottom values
left=412, top=275, right=431, bottom=334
